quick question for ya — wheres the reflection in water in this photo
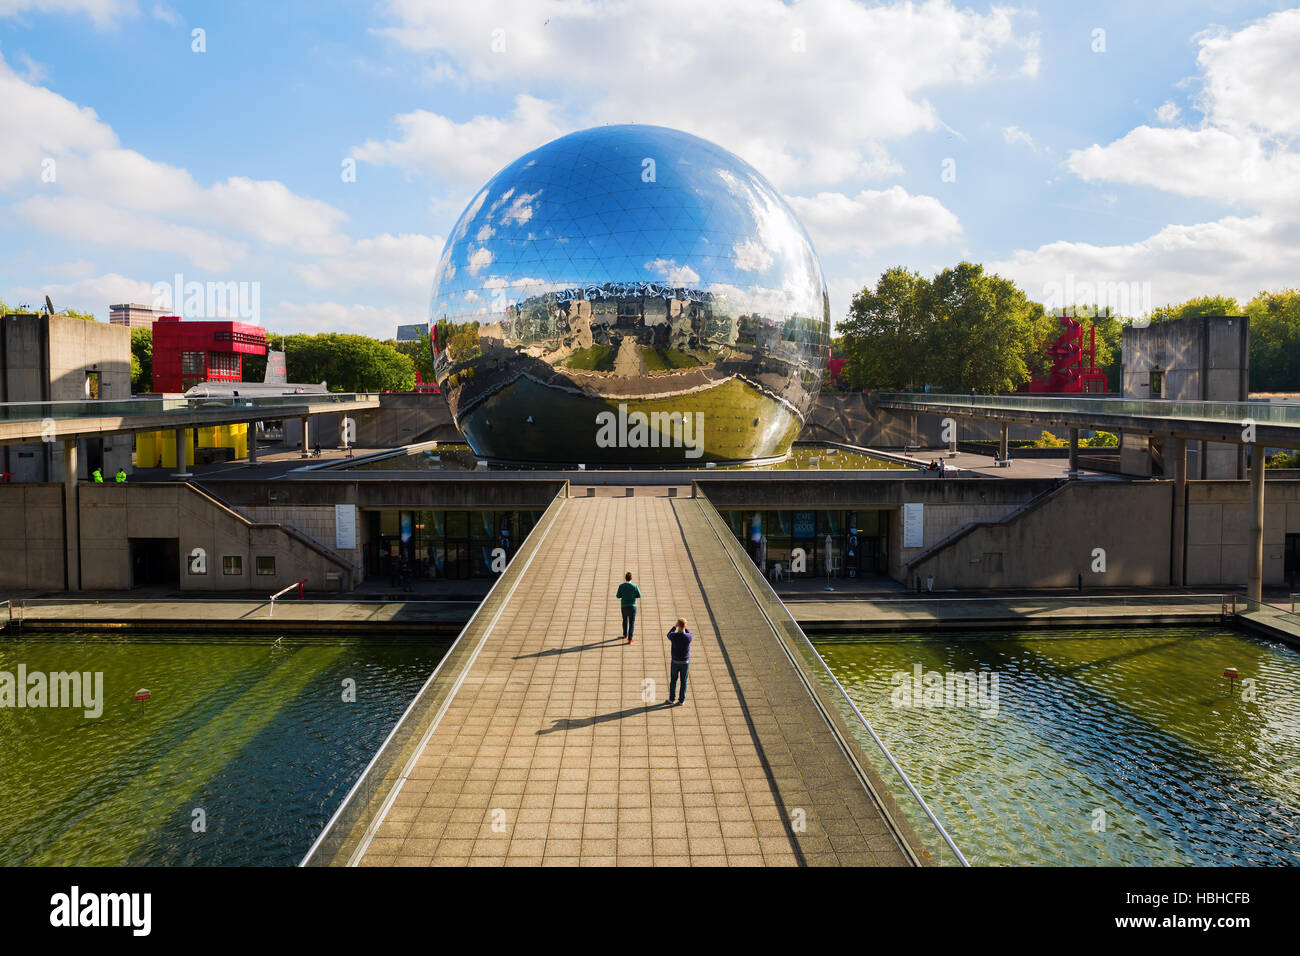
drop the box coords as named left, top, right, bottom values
left=428, top=125, right=831, bottom=464
left=816, top=627, right=1300, bottom=865
left=0, top=634, right=447, bottom=865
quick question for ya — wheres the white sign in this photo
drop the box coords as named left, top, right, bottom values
left=903, top=503, right=924, bottom=549
left=335, top=504, right=357, bottom=550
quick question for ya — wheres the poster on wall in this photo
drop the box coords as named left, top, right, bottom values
left=793, top=511, right=816, bottom=538
left=903, top=503, right=924, bottom=549
left=335, top=504, right=357, bottom=550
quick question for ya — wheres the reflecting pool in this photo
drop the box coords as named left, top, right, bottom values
left=0, top=633, right=447, bottom=866
left=815, top=626, right=1300, bottom=865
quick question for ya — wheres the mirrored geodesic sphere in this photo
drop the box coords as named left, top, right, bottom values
left=430, top=124, right=830, bottom=464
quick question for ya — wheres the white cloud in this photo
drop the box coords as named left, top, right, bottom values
left=269, top=300, right=420, bottom=337
left=995, top=9, right=1300, bottom=314
left=1002, top=125, right=1034, bottom=150
left=0, top=0, right=137, bottom=28
left=1154, top=100, right=1181, bottom=124
left=1067, top=9, right=1300, bottom=217
left=732, top=239, right=774, bottom=273
left=14, top=195, right=248, bottom=271
left=0, top=52, right=351, bottom=268
left=786, top=187, right=962, bottom=256
left=645, top=258, right=700, bottom=287
left=373, top=0, right=1038, bottom=189
left=7, top=272, right=160, bottom=319
left=351, top=94, right=563, bottom=187
left=467, top=246, right=493, bottom=275
left=988, top=216, right=1299, bottom=314
left=150, top=2, right=177, bottom=25
left=296, top=233, right=445, bottom=297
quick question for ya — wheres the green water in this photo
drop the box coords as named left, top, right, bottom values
left=815, top=626, right=1300, bottom=866
left=0, top=632, right=447, bottom=866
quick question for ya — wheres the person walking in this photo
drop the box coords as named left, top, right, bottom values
left=616, top=571, right=641, bottom=643
left=91, top=467, right=103, bottom=483
left=665, top=619, right=693, bottom=706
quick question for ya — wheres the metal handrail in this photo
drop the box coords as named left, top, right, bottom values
left=300, top=485, right=570, bottom=866
left=692, top=497, right=969, bottom=866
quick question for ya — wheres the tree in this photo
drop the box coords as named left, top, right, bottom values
left=839, top=262, right=1054, bottom=393
left=1245, top=289, right=1300, bottom=392
left=1150, top=295, right=1242, bottom=323
left=130, top=327, right=153, bottom=393
left=276, top=333, right=415, bottom=392
left=384, top=327, right=436, bottom=381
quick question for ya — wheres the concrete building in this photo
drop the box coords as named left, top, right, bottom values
left=0, top=312, right=132, bottom=482
left=109, top=303, right=166, bottom=329
left=1122, top=315, right=1249, bottom=478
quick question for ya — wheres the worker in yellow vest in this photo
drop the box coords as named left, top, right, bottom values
left=91, top=468, right=103, bottom=483
left=115, top=468, right=127, bottom=483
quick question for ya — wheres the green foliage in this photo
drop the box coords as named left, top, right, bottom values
left=384, top=327, right=436, bottom=381
left=1033, top=430, right=1067, bottom=448
left=559, top=344, right=616, bottom=370
left=1149, top=295, right=1243, bottom=323
left=839, top=263, right=1054, bottom=393
left=1245, top=289, right=1300, bottom=392
left=1081, top=430, right=1118, bottom=447
left=242, top=332, right=414, bottom=392
left=130, top=327, right=153, bottom=393
left=1268, top=450, right=1300, bottom=469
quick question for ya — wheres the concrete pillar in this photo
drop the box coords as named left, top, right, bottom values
left=63, top=438, right=81, bottom=591
left=173, top=426, right=192, bottom=479
left=948, top=422, right=958, bottom=458
left=999, top=423, right=1009, bottom=461
left=247, top=425, right=258, bottom=463
left=1171, top=436, right=1186, bottom=587
left=300, top=416, right=311, bottom=457
left=1249, top=446, right=1265, bottom=603
left=1068, top=427, right=1079, bottom=477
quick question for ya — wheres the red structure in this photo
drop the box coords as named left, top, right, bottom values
left=826, top=346, right=847, bottom=385
left=1021, top=315, right=1107, bottom=394
left=151, top=316, right=267, bottom=393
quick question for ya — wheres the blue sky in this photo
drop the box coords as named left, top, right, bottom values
left=2, top=0, right=1297, bottom=336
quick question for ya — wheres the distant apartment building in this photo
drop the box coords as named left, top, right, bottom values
left=0, top=312, right=132, bottom=482
left=109, top=303, right=166, bottom=329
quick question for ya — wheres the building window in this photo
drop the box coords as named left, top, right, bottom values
left=1150, top=370, right=1164, bottom=397
left=255, top=556, right=276, bottom=576
left=85, top=371, right=100, bottom=400
left=222, top=555, right=243, bottom=575
left=181, top=351, right=205, bottom=374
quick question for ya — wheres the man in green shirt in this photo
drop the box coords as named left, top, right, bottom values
left=616, top=571, right=641, bottom=644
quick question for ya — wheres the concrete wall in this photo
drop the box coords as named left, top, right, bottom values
left=1185, top=480, right=1300, bottom=587
left=0, top=484, right=65, bottom=589
left=1122, top=315, right=1249, bottom=479
left=241, top=504, right=364, bottom=577
left=1, top=313, right=132, bottom=482
left=907, top=481, right=1173, bottom=589
left=350, top=392, right=461, bottom=447
left=73, top=483, right=356, bottom=592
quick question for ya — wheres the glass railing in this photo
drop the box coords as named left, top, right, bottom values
left=796, top=593, right=1229, bottom=621
left=691, top=496, right=968, bottom=866
left=0, top=393, right=378, bottom=423
left=299, top=485, right=570, bottom=866
left=878, top=392, right=1300, bottom=426
left=15, top=597, right=479, bottom=626
left=1227, top=594, right=1300, bottom=633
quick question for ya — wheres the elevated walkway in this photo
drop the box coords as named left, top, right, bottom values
left=308, top=493, right=950, bottom=867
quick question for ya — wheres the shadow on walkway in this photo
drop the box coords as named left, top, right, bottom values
left=537, top=702, right=670, bottom=735
left=514, top=636, right=627, bottom=660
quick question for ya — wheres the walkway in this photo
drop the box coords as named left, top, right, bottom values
left=356, top=495, right=910, bottom=866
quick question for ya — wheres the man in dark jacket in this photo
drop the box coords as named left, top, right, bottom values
left=665, top=619, right=693, bottom=706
